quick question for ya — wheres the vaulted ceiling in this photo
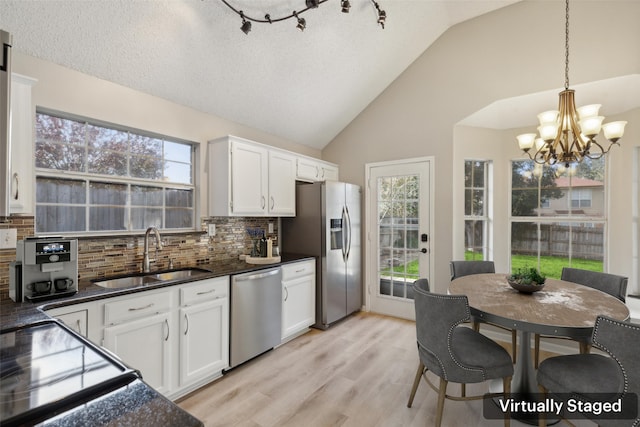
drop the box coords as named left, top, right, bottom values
left=0, top=0, right=520, bottom=149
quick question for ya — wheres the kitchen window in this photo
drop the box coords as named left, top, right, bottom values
left=34, top=110, right=196, bottom=234
left=464, top=160, right=492, bottom=260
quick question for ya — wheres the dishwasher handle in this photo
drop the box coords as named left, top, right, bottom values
left=234, top=268, right=281, bottom=282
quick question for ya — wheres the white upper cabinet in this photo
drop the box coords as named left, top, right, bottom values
left=268, top=150, right=296, bottom=216
left=10, top=74, right=37, bottom=215
left=296, top=156, right=339, bottom=183
left=208, top=136, right=297, bottom=217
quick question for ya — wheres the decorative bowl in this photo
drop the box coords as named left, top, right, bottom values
left=507, top=279, right=545, bottom=294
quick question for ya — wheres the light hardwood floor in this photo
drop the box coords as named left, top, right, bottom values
left=178, top=312, right=594, bottom=427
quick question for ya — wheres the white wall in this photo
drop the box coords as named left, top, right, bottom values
left=322, top=0, right=640, bottom=293
left=11, top=52, right=321, bottom=219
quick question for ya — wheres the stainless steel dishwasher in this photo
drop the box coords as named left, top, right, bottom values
left=229, top=267, right=282, bottom=369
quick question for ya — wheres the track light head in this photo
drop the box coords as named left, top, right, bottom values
left=293, top=11, right=306, bottom=31
left=305, top=0, right=319, bottom=8
left=372, top=0, right=386, bottom=29
left=240, top=11, right=251, bottom=34
left=341, top=0, right=351, bottom=13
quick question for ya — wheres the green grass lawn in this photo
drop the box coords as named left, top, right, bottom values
left=382, top=253, right=602, bottom=279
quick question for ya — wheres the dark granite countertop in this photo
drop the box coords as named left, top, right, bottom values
left=35, top=379, right=203, bottom=427
left=1, top=253, right=315, bottom=329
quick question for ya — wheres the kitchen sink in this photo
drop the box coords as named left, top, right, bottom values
left=94, top=275, right=161, bottom=288
left=150, top=268, right=211, bottom=281
left=93, top=268, right=211, bottom=289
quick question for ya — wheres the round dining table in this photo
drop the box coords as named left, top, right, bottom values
left=449, top=273, right=630, bottom=399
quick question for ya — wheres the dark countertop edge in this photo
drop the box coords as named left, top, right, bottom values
left=1, top=253, right=316, bottom=329
left=33, top=378, right=203, bottom=427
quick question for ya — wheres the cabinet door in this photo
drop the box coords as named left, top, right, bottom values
left=54, top=309, right=88, bottom=337
left=268, top=150, right=296, bottom=216
left=282, top=275, right=315, bottom=340
left=104, top=312, right=173, bottom=395
left=231, top=141, right=268, bottom=215
left=9, top=74, right=37, bottom=214
left=296, top=157, right=320, bottom=182
left=179, top=298, right=229, bottom=387
left=320, top=164, right=339, bottom=182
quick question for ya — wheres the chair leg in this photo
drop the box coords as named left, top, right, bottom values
left=534, top=333, right=541, bottom=369
left=472, top=321, right=480, bottom=332
left=511, top=329, right=517, bottom=364
left=579, top=341, right=591, bottom=354
left=407, top=362, right=424, bottom=408
left=503, top=376, right=512, bottom=427
left=436, top=377, right=448, bottom=427
left=461, top=383, right=466, bottom=397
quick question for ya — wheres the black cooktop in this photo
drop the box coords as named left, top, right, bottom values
left=0, top=320, right=139, bottom=427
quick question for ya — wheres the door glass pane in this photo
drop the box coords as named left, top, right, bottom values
left=378, top=174, right=420, bottom=301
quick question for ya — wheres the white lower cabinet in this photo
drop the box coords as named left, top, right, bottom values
left=102, top=290, right=174, bottom=395
left=104, top=311, right=173, bottom=395
left=178, top=277, right=229, bottom=391
left=52, top=309, right=87, bottom=337
left=45, top=300, right=100, bottom=342
left=281, top=260, right=316, bottom=341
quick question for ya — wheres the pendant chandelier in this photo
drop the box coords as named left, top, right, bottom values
left=516, top=0, right=626, bottom=167
left=221, top=0, right=387, bottom=35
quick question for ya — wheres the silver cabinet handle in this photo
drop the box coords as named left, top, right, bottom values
left=184, top=313, right=189, bottom=335
left=165, top=318, right=170, bottom=341
left=284, top=286, right=289, bottom=301
left=75, top=319, right=82, bottom=336
left=270, top=196, right=275, bottom=210
left=261, top=196, right=266, bottom=209
left=128, top=303, right=154, bottom=312
left=12, top=172, right=18, bottom=200
left=197, top=289, right=215, bottom=295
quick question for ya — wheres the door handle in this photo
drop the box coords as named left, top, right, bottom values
left=420, top=248, right=428, bottom=253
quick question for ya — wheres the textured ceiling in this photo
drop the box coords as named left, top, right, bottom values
left=0, top=0, right=519, bottom=149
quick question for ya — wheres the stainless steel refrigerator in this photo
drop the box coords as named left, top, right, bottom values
left=282, top=181, right=362, bottom=329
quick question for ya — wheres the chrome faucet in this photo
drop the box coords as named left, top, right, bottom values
left=143, top=226, right=162, bottom=273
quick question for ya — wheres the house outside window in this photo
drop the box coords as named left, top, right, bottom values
left=510, top=158, right=606, bottom=279
left=464, top=160, right=491, bottom=260
left=34, top=110, right=196, bottom=234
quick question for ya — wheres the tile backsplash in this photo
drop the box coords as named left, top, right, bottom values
left=0, top=216, right=278, bottom=301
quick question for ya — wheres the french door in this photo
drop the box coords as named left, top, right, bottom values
left=366, top=158, right=433, bottom=320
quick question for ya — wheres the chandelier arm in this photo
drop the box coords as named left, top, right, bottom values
left=220, top=0, right=330, bottom=23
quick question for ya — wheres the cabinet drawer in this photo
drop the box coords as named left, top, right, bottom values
left=282, top=260, right=315, bottom=281
left=180, top=277, right=228, bottom=306
left=105, top=291, right=171, bottom=325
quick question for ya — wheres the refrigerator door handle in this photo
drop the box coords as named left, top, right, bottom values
left=341, top=207, right=348, bottom=262
left=344, top=206, right=352, bottom=261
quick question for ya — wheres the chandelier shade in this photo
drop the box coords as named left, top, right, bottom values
left=516, top=0, right=626, bottom=167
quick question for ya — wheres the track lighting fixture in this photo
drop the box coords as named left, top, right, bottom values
left=220, top=0, right=386, bottom=34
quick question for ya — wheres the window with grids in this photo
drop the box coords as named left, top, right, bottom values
left=34, top=110, right=196, bottom=234
left=464, top=160, right=491, bottom=260
left=510, top=158, right=606, bottom=278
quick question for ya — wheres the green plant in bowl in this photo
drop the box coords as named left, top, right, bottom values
left=507, top=268, right=546, bottom=293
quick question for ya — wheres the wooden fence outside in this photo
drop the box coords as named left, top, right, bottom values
left=511, top=224, right=604, bottom=261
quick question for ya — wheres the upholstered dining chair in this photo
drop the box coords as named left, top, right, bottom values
left=450, top=260, right=517, bottom=363
left=533, top=267, right=629, bottom=368
left=537, top=315, right=640, bottom=427
left=407, top=278, right=513, bottom=427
